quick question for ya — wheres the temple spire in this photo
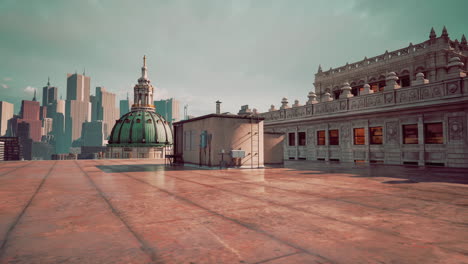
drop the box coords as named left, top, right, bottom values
left=317, top=64, right=322, bottom=73
left=441, top=26, right=448, bottom=38
left=33, top=89, right=36, bottom=101
left=429, top=27, right=436, bottom=39
left=461, top=34, right=467, bottom=45
left=141, top=55, right=148, bottom=79
left=47, top=76, right=50, bottom=86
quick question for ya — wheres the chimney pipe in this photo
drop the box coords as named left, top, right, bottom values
left=216, top=100, right=221, bottom=114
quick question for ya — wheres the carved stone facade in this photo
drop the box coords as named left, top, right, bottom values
left=258, top=28, right=468, bottom=168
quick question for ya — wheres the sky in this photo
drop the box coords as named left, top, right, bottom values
left=1, top=0, right=467, bottom=116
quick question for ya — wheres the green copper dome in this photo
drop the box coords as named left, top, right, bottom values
left=108, top=110, right=173, bottom=146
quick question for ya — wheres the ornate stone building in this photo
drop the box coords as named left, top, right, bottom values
left=259, top=27, right=468, bottom=168
left=107, top=56, right=173, bottom=159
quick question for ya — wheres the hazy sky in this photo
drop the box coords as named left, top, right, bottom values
left=1, top=0, right=467, bottom=116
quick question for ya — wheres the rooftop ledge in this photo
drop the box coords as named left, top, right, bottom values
left=259, top=77, right=468, bottom=123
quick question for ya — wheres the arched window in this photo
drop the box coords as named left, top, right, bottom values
left=399, top=70, right=411, bottom=87
left=136, top=119, right=141, bottom=123
left=125, top=119, right=130, bottom=123
left=147, top=119, right=152, bottom=123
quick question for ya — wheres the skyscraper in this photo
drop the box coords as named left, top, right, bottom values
left=119, top=93, right=130, bottom=118
left=65, top=73, right=91, bottom=149
left=0, top=101, right=14, bottom=136
left=17, top=100, right=42, bottom=142
left=92, top=87, right=119, bottom=139
left=154, top=98, right=180, bottom=123
left=42, top=77, right=58, bottom=108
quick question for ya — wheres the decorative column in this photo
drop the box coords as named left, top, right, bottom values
left=306, top=91, right=319, bottom=104
left=280, top=97, right=289, bottom=110
left=360, top=84, right=374, bottom=95
left=446, top=57, right=466, bottom=79
left=412, top=72, right=429, bottom=85
left=340, top=82, right=354, bottom=99
left=322, top=92, right=333, bottom=102
left=292, top=100, right=301, bottom=107
left=384, top=72, right=400, bottom=91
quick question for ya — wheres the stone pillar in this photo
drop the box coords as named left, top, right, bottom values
left=412, top=72, right=429, bottom=86
left=280, top=97, right=289, bottom=110
left=295, top=127, right=299, bottom=160
left=322, top=92, right=333, bottom=102
left=292, top=100, right=301, bottom=107
left=446, top=57, right=466, bottom=79
left=306, top=91, right=319, bottom=104
left=340, top=82, right=354, bottom=99
left=360, top=84, right=374, bottom=95
left=384, top=72, right=400, bottom=91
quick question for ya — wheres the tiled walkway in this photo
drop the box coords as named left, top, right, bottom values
left=0, top=159, right=467, bottom=263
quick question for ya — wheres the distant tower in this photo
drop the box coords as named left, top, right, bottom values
left=216, top=100, right=221, bottom=114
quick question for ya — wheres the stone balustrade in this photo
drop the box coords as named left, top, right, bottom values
left=259, top=78, right=467, bottom=123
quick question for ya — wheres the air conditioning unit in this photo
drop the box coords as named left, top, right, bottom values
left=230, top=150, right=245, bottom=158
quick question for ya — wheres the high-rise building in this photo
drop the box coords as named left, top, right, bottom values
left=92, top=87, right=119, bottom=139
left=154, top=98, right=180, bottom=123
left=65, top=73, right=91, bottom=149
left=16, top=100, right=42, bottom=142
left=67, top=73, right=90, bottom=102
left=82, top=121, right=105, bottom=147
left=0, top=137, right=21, bottom=160
left=42, top=78, right=58, bottom=108
left=119, top=93, right=130, bottom=118
left=51, top=99, right=67, bottom=154
left=0, top=101, right=14, bottom=136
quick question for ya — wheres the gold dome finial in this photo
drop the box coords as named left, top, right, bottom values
left=143, top=55, right=146, bottom=67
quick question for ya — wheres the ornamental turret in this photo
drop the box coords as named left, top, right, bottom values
left=132, top=55, right=155, bottom=112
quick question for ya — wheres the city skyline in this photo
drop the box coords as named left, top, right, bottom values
left=1, top=0, right=468, bottom=116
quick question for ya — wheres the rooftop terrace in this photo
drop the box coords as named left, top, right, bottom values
left=0, top=159, right=467, bottom=263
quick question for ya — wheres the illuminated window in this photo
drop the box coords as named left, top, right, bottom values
left=403, top=124, right=418, bottom=144
left=136, top=119, right=141, bottom=123
left=353, top=128, right=365, bottom=145
left=298, top=132, right=306, bottom=146
left=369, top=126, right=383, bottom=144
left=147, top=119, right=152, bottom=123
left=317, top=130, right=325, bottom=145
left=125, top=119, right=130, bottom=123
left=288, top=133, right=295, bottom=146
left=425, top=123, right=443, bottom=144
left=329, top=130, right=339, bottom=145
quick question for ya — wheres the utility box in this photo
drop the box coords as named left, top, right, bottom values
left=230, top=150, right=245, bottom=158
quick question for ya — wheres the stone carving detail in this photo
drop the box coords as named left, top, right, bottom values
left=384, top=93, right=394, bottom=104
left=421, top=87, right=432, bottom=99
left=433, top=85, right=442, bottom=97
left=307, top=128, right=314, bottom=144
left=447, top=82, right=459, bottom=94
left=449, top=117, right=464, bottom=141
left=340, top=100, right=347, bottom=110
left=306, top=106, right=313, bottom=115
left=367, top=96, right=376, bottom=107
left=340, top=125, right=351, bottom=144
left=386, top=121, right=399, bottom=144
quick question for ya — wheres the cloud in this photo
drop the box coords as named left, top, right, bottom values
left=1, top=84, right=8, bottom=89
left=24, top=86, right=36, bottom=94
left=3, top=77, right=12, bottom=81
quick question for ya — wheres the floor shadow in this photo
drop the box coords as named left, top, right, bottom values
left=96, top=164, right=199, bottom=173
left=283, top=160, right=468, bottom=185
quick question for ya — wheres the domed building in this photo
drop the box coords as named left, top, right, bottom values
left=107, top=56, right=173, bottom=159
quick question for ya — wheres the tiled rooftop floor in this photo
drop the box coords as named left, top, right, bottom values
left=0, top=159, right=467, bottom=264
